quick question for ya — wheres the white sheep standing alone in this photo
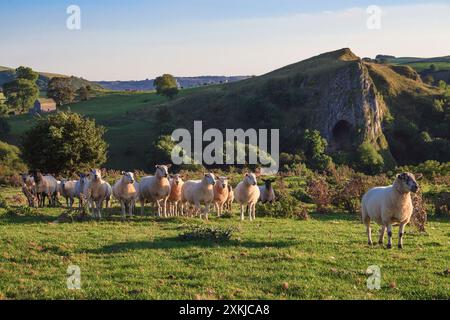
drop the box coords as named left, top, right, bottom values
left=139, top=165, right=172, bottom=217
left=181, top=173, right=216, bottom=220
left=361, top=172, right=419, bottom=249
left=113, top=171, right=139, bottom=220
left=235, top=173, right=260, bottom=221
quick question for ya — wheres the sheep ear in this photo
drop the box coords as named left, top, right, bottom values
left=166, top=164, right=172, bottom=169
left=416, top=173, right=423, bottom=180
left=121, top=171, right=125, bottom=175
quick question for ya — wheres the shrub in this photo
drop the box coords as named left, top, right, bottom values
left=432, top=192, right=450, bottom=218
left=257, top=193, right=308, bottom=219
left=411, top=192, right=427, bottom=232
left=21, top=111, right=107, bottom=175
left=0, top=140, right=27, bottom=185
left=357, top=142, right=384, bottom=175
left=307, top=177, right=331, bottom=213
left=4, top=205, right=39, bottom=217
left=302, top=129, right=333, bottom=171
left=178, top=225, right=235, bottom=242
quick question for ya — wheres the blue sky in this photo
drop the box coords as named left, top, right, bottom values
left=1, top=1, right=449, bottom=80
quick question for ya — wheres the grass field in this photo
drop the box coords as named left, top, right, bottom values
left=0, top=186, right=448, bottom=300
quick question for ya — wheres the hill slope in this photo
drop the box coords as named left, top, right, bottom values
left=3, top=49, right=449, bottom=170
left=0, top=66, right=103, bottom=91
left=143, top=48, right=447, bottom=167
left=375, top=54, right=450, bottom=84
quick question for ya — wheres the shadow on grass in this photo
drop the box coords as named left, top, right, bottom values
left=309, top=213, right=360, bottom=222
left=86, top=237, right=295, bottom=254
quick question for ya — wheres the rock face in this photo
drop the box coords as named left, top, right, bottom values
left=312, top=59, right=385, bottom=151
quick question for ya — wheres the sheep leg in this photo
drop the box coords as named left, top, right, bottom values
left=121, top=201, right=126, bottom=220
left=156, top=200, right=162, bottom=217
left=252, top=203, right=256, bottom=220
left=366, top=222, right=373, bottom=246
left=140, top=199, right=145, bottom=216
left=240, top=205, right=245, bottom=221
left=248, top=204, right=253, bottom=221
left=386, top=224, right=393, bottom=249
left=398, top=223, right=406, bottom=249
left=378, top=226, right=386, bottom=245
left=204, top=203, right=210, bottom=221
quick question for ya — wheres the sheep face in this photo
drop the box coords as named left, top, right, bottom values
left=204, top=173, right=216, bottom=185
left=263, top=178, right=275, bottom=189
left=155, top=165, right=171, bottom=178
left=90, top=169, right=102, bottom=182
left=79, top=174, right=89, bottom=187
left=396, top=172, right=419, bottom=193
left=171, top=174, right=183, bottom=186
left=217, top=177, right=228, bottom=189
left=244, top=173, right=258, bottom=186
left=121, top=171, right=135, bottom=184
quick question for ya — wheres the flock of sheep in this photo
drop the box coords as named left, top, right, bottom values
left=21, top=165, right=276, bottom=221
left=20, top=166, right=420, bottom=248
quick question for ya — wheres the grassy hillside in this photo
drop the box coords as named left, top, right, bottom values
left=4, top=90, right=200, bottom=170
left=375, top=55, right=450, bottom=84
left=0, top=176, right=448, bottom=300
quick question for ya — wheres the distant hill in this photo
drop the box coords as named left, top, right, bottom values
left=375, top=54, right=450, bottom=84
left=149, top=48, right=448, bottom=167
left=4, top=49, right=449, bottom=170
left=0, top=66, right=103, bottom=91
left=96, top=76, right=250, bottom=91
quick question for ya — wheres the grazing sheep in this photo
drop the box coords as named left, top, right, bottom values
left=361, top=172, right=419, bottom=249
left=21, top=174, right=37, bottom=207
left=59, top=179, right=78, bottom=208
left=213, top=176, right=229, bottom=217
left=139, top=165, right=172, bottom=217
left=113, top=171, right=139, bottom=220
left=32, top=171, right=58, bottom=207
left=235, top=173, right=260, bottom=221
left=224, top=184, right=234, bottom=212
left=259, top=178, right=276, bottom=203
left=181, top=173, right=216, bottom=220
left=86, top=169, right=112, bottom=219
left=168, top=174, right=184, bottom=217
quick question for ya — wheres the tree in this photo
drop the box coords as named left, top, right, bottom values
left=21, top=112, right=108, bottom=175
left=154, top=74, right=179, bottom=99
left=76, top=86, right=90, bottom=101
left=2, top=78, right=39, bottom=113
left=357, top=142, right=384, bottom=175
left=47, top=77, right=75, bottom=106
left=0, top=140, right=27, bottom=184
left=16, top=66, right=39, bottom=82
left=302, top=129, right=333, bottom=171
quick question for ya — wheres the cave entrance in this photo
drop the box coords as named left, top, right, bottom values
left=332, top=120, right=353, bottom=150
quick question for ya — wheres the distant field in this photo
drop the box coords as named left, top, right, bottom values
left=0, top=185, right=448, bottom=300
left=402, top=62, right=450, bottom=72
left=4, top=89, right=206, bottom=170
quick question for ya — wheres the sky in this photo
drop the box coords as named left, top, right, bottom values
left=1, top=0, right=450, bottom=80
